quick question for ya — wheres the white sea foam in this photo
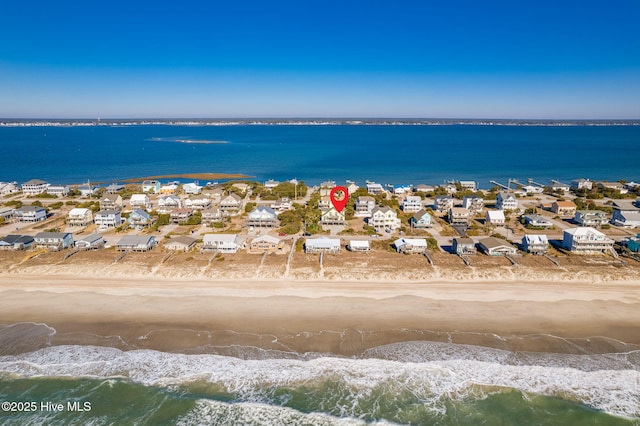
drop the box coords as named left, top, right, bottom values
left=177, top=399, right=396, bottom=426
left=0, top=345, right=638, bottom=419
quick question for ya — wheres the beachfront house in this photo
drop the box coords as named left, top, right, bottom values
left=0, top=182, right=20, bottom=195
left=478, top=237, right=517, bottom=256
left=249, top=235, right=283, bottom=253
left=0, top=234, right=34, bottom=250
left=14, top=205, right=47, bottom=222
left=347, top=240, right=370, bottom=252
left=130, top=194, right=151, bottom=211
left=369, top=206, right=401, bottom=231
left=320, top=207, right=346, bottom=226
left=94, top=209, right=122, bottom=229
left=611, top=200, right=640, bottom=228
left=184, top=195, right=212, bottom=210
left=574, top=210, right=609, bottom=227
left=355, top=196, right=376, bottom=217
left=415, top=184, right=435, bottom=194
left=21, top=179, right=49, bottom=195
left=346, top=181, right=359, bottom=195
left=34, top=232, right=74, bottom=251
left=46, top=184, right=69, bottom=197
left=202, top=234, right=241, bottom=253
left=523, top=214, right=553, bottom=228
left=128, top=209, right=153, bottom=227
left=164, top=236, right=197, bottom=252
left=551, top=201, right=577, bottom=217
left=394, top=238, right=428, bottom=254
left=462, top=196, right=484, bottom=214
left=158, top=195, right=182, bottom=212
left=67, top=208, right=93, bottom=227
left=182, top=182, right=203, bottom=194
left=0, top=207, right=13, bottom=222
left=202, top=208, right=224, bottom=225
left=142, top=180, right=161, bottom=193
left=597, top=181, right=627, bottom=193
left=485, top=210, right=506, bottom=226
left=459, top=181, right=477, bottom=191
left=169, top=208, right=194, bottom=224
left=562, top=227, right=614, bottom=254
left=105, top=183, right=125, bottom=194
left=99, top=194, right=123, bottom=211
left=305, top=237, right=341, bottom=254
left=248, top=206, right=279, bottom=228
left=219, top=193, right=243, bottom=214
left=522, top=234, right=549, bottom=255
left=77, top=184, right=98, bottom=197
left=571, top=178, right=593, bottom=190
left=434, top=196, right=455, bottom=213
left=264, top=179, right=280, bottom=190
left=521, top=185, right=544, bottom=195
left=496, top=192, right=518, bottom=211
left=402, top=196, right=422, bottom=213
left=116, top=235, right=157, bottom=252
left=365, top=181, right=384, bottom=195
left=75, top=233, right=105, bottom=250
left=448, top=207, right=470, bottom=226
left=271, top=197, right=293, bottom=212
left=394, top=184, right=412, bottom=195
left=453, top=238, right=477, bottom=255
left=550, top=181, right=571, bottom=193
left=410, top=209, right=433, bottom=229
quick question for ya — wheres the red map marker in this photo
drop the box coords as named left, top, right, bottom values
left=329, top=186, right=349, bottom=212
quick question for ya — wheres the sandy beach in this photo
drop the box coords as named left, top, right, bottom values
left=1, top=266, right=639, bottom=358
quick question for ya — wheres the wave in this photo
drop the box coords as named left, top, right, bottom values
left=1, top=344, right=638, bottom=420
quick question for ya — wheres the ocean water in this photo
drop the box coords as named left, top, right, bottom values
left=0, top=124, right=639, bottom=186
left=0, top=324, right=639, bottom=425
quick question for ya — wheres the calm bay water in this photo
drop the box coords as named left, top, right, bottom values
left=0, top=124, right=639, bottom=186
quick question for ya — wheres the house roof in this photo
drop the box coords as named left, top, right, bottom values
left=450, top=207, right=469, bottom=214
left=372, top=206, right=395, bottom=214
left=524, top=214, right=550, bottom=222
left=523, top=234, right=548, bottom=244
left=0, top=234, right=34, bottom=244
left=35, top=232, right=71, bottom=239
left=479, top=237, right=513, bottom=250
left=69, top=208, right=91, bottom=216
left=203, top=234, right=238, bottom=243
left=454, top=237, right=475, bottom=245
left=102, top=194, right=121, bottom=202
left=486, top=210, right=505, bottom=219
left=250, top=206, right=277, bottom=216
left=356, top=196, right=375, bottom=203
left=553, top=201, right=577, bottom=208
left=612, top=200, right=640, bottom=211
left=77, top=233, right=104, bottom=243
left=306, top=237, right=340, bottom=248
left=412, top=209, right=431, bottom=220
left=17, top=205, right=46, bottom=212
left=251, top=235, right=281, bottom=244
left=97, top=209, right=120, bottom=215
left=222, top=193, right=243, bottom=202
left=23, top=179, right=48, bottom=185
left=348, top=240, right=370, bottom=249
left=117, top=235, right=155, bottom=246
left=165, top=236, right=197, bottom=247
left=394, top=238, right=427, bottom=247
left=564, top=227, right=606, bottom=237
left=131, top=209, right=152, bottom=218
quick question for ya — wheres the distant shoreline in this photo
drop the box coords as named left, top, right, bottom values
left=120, top=172, right=252, bottom=182
left=1, top=118, right=639, bottom=127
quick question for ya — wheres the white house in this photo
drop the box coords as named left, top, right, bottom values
left=611, top=200, right=640, bottom=228
left=271, top=197, right=292, bottom=211
left=305, top=237, right=340, bottom=254
left=182, top=182, right=203, bottom=194
left=410, top=209, right=433, bottom=229
left=394, top=238, right=428, bottom=254
left=574, top=210, right=609, bottom=227
left=0, top=182, right=20, bottom=195
left=347, top=240, right=370, bottom=252
left=130, top=194, right=151, bottom=210
left=523, top=214, right=553, bottom=228
left=365, top=182, right=384, bottom=195
left=47, top=185, right=70, bottom=197
left=485, top=210, right=506, bottom=226
left=94, top=209, right=122, bottom=229
left=158, top=195, right=183, bottom=212
left=202, top=234, right=241, bottom=253
left=433, top=196, right=454, bottom=213
left=496, top=192, right=518, bottom=211
left=21, top=179, right=49, bottom=195
left=320, top=207, right=346, bottom=225
left=402, top=196, right=422, bottom=213
left=264, top=179, right=280, bottom=190
left=355, top=196, right=376, bottom=217
left=67, top=208, right=93, bottom=227
left=522, top=234, right=549, bottom=255
left=247, top=206, right=278, bottom=227
left=462, top=196, right=484, bottom=214
left=14, top=205, right=47, bottom=222
left=562, top=227, right=614, bottom=254
left=521, top=185, right=543, bottom=195
left=459, top=180, right=477, bottom=191
left=369, top=206, right=401, bottom=231
left=77, top=184, right=98, bottom=197
left=550, top=181, right=571, bottom=193
left=184, top=195, right=212, bottom=210
left=571, top=178, right=593, bottom=190
left=75, top=233, right=105, bottom=250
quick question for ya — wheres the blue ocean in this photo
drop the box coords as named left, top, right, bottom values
left=0, top=124, right=639, bottom=186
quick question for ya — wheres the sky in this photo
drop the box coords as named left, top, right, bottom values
left=1, top=0, right=639, bottom=119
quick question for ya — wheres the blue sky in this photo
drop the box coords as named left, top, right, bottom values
left=1, top=1, right=638, bottom=119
